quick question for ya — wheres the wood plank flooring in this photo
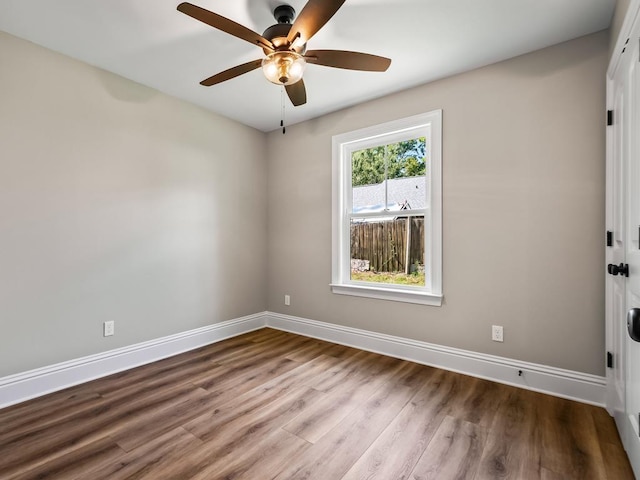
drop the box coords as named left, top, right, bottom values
left=0, top=328, right=633, bottom=479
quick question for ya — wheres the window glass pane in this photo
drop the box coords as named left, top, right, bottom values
left=350, top=215, right=425, bottom=286
left=351, top=146, right=386, bottom=213
left=351, top=137, right=427, bottom=215
left=386, top=137, right=427, bottom=210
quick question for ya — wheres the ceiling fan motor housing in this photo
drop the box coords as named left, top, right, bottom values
left=274, top=5, right=295, bottom=24
left=262, top=24, right=306, bottom=54
left=261, top=5, right=305, bottom=54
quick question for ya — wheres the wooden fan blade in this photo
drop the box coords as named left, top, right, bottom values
left=305, top=50, right=391, bottom=72
left=287, top=0, right=346, bottom=45
left=178, top=2, right=273, bottom=51
left=200, top=59, right=263, bottom=86
left=285, top=79, right=307, bottom=106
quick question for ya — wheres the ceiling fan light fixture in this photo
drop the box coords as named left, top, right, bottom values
left=262, top=51, right=306, bottom=86
left=178, top=1, right=392, bottom=108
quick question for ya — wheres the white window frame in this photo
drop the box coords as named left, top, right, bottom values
left=331, top=110, right=442, bottom=306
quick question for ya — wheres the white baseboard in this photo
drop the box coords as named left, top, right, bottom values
left=264, top=312, right=606, bottom=407
left=0, top=313, right=264, bottom=409
left=0, top=310, right=607, bottom=410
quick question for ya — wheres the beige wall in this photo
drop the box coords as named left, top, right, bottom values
left=610, top=0, right=631, bottom=59
left=266, top=31, right=608, bottom=375
left=0, top=32, right=267, bottom=377
left=0, top=28, right=609, bottom=379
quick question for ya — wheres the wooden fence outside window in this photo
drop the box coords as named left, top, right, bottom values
left=350, top=217, right=424, bottom=274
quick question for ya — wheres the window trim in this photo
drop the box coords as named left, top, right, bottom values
left=331, top=110, right=443, bottom=306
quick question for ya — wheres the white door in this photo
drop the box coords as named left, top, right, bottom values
left=623, top=33, right=640, bottom=475
left=608, top=28, right=640, bottom=477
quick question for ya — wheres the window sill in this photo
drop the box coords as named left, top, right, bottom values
left=330, top=283, right=443, bottom=306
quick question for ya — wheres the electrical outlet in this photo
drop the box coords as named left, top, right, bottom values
left=284, top=295, right=291, bottom=306
left=492, top=325, right=503, bottom=342
left=103, top=321, right=115, bottom=337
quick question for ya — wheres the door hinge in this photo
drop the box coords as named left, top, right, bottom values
left=607, top=351, right=614, bottom=369
left=607, top=110, right=614, bottom=126
left=607, top=230, right=613, bottom=247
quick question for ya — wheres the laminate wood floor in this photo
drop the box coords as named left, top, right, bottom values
left=0, top=328, right=633, bottom=479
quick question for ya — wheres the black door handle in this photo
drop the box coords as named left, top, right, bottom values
left=608, top=263, right=629, bottom=277
left=628, top=308, right=640, bottom=342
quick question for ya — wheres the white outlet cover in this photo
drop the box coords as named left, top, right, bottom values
left=103, top=321, right=115, bottom=337
left=492, top=325, right=503, bottom=342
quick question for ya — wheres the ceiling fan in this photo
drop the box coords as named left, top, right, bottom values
left=177, top=0, right=392, bottom=107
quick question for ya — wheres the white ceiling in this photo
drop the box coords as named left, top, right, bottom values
left=0, top=0, right=615, bottom=132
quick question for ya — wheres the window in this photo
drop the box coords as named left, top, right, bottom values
left=331, top=111, right=442, bottom=306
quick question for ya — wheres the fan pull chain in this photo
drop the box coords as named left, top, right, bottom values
left=280, top=86, right=286, bottom=134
